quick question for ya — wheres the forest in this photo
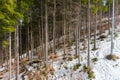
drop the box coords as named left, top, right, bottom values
left=0, top=0, right=120, bottom=80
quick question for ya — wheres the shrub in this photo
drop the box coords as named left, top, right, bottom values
left=69, top=41, right=73, bottom=46
left=114, top=33, right=118, bottom=38
left=99, top=35, right=107, bottom=39
left=49, top=54, right=54, bottom=59
left=54, top=54, right=59, bottom=59
left=73, top=64, right=81, bottom=71
left=92, top=47, right=98, bottom=51
left=90, top=41, right=94, bottom=44
left=106, top=54, right=119, bottom=61
left=62, top=56, right=66, bottom=60
left=92, top=57, right=98, bottom=63
left=98, top=35, right=107, bottom=40
left=83, top=65, right=87, bottom=72
left=88, top=71, right=95, bottom=79
left=74, top=54, right=78, bottom=59
left=80, top=38, right=85, bottom=42
left=64, top=65, right=68, bottom=69
left=49, top=54, right=59, bottom=60
left=63, top=74, right=66, bottom=76
left=50, top=71, right=54, bottom=75
left=41, top=70, right=46, bottom=76
left=58, top=67, right=61, bottom=70
left=67, top=57, right=73, bottom=61
left=60, top=62, right=63, bottom=65
left=49, top=67, right=55, bottom=72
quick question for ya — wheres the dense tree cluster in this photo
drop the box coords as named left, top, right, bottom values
left=0, top=0, right=120, bottom=79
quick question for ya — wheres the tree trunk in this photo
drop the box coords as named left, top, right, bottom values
left=87, top=0, right=91, bottom=68
left=94, top=12, right=97, bottom=49
left=53, top=0, right=56, bottom=54
left=45, top=0, right=48, bottom=63
left=63, top=0, right=66, bottom=55
left=15, top=24, right=19, bottom=80
left=111, top=0, right=115, bottom=54
left=9, top=32, right=12, bottom=79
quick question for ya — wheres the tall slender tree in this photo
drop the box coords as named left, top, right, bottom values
left=87, top=0, right=91, bottom=69
left=45, top=0, right=48, bottom=63
left=111, top=0, right=114, bottom=54
left=53, top=0, right=56, bottom=55
left=9, top=32, right=12, bottom=79
left=63, top=0, right=66, bottom=56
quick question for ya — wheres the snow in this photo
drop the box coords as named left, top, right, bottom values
left=0, top=67, right=5, bottom=72
left=1, top=24, right=120, bottom=80
left=49, top=23, right=120, bottom=80
left=93, top=34, right=120, bottom=80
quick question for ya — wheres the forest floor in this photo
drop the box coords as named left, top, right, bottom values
left=1, top=24, right=120, bottom=80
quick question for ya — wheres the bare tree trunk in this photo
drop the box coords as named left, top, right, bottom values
left=15, top=24, right=19, bottom=80
left=9, top=32, right=12, bottom=79
left=19, top=26, right=22, bottom=59
left=76, top=21, right=80, bottom=64
left=30, top=11, right=34, bottom=61
left=53, top=0, right=56, bottom=54
left=30, top=26, right=33, bottom=61
left=83, top=17, right=87, bottom=49
left=69, top=0, right=72, bottom=44
left=111, top=0, right=115, bottom=54
left=45, top=0, right=48, bottom=63
left=87, top=0, right=91, bottom=68
left=38, top=19, right=41, bottom=59
left=41, top=0, right=44, bottom=60
left=94, top=12, right=97, bottom=49
left=63, top=0, right=66, bottom=55
left=27, top=26, right=30, bottom=60
left=108, top=2, right=111, bottom=35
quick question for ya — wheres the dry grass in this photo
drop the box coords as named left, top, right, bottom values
left=74, top=54, right=79, bottom=59
left=106, top=54, right=119, bottom=61
left=42, top=65, right=55, bottom=76
left=34, top=70, right=42, bottom=80
left=67, top=57, right=73, bottom=61
left=49, top=54, right=59, bottom=61
left=26, top=71, right=34, bottom=80
left=20, top=58, right=29, bottom=65
left=0, top=73, right=3, bottom=79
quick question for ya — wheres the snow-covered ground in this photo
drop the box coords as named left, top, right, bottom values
left=1, top=23, right=120, bottom=80
left=48, top=23, right=120, bottom=80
